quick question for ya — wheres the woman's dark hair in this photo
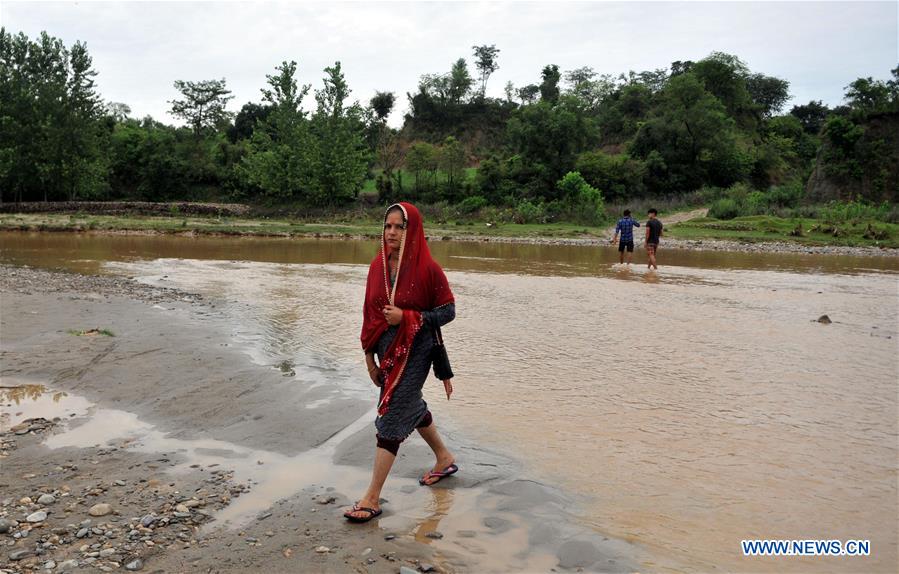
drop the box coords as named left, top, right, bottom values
left=385, top=204, right=407, bottom=228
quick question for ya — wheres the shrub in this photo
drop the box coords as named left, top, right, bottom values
left=514, top=199, right=545, bottom=223
left=555, top=171, right=606, bottom=225
left=458, top=195, right=488, bottom=214
left=820, top=200, right=891, bottom=223
left=709, top=198, right=741, bottom=219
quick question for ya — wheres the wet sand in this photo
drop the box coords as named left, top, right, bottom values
left=0, top=265, right=642, bottom=573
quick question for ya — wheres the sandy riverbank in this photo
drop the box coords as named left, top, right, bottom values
left=0, top=265, right=643, bottom=573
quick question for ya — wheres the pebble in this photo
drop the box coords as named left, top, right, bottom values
left=256, top=511, right=272, bottom=521
left=114, top=480, right=126, bottom=486
left=384, top=534, right=396, bottom=541
left=38, top=494, right=57, bottom=505
left=399, top=567, right=418, bottom=574
left=27, top=510, right=48, bottom=523
left=124, top=558, right=143, bottom=571
left=0, top=518, right=17, bottom=533
left=140, top=514, right=156, bottom=527
left=88, top=503, right=112, bottom=517
left=420, top=564, right=436, bottom=573
left=75, top=528, right=89, bottom=538
left=9, top=549, right=35, bottom=561
left=425, top=531, right=444, bottom=539
left=44, top=559, right=57, bottom=570
left=314, top=545, right=330, bottom=553
left=316, top=496, right=336, bottom=505
left=58, top=559, right=79, bottom=571
left=174, top=504, right=190, bottom=513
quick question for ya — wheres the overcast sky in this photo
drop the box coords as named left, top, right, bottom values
left=2, top=1, right=896, bottom=126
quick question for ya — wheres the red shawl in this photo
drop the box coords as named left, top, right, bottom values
left=360, top=202, right=454, bottom=415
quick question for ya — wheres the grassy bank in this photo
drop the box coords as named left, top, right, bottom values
left=1, top=210, right=897, bottom=249
left=667, top=215, right=899, bottom=248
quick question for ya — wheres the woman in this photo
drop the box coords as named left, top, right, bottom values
left=344, top=202, right=459, bottom=523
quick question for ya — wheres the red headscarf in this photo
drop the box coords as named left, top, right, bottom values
left=360, top=203, right=454, bottom=415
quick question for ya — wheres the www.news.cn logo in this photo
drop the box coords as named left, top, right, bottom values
left=742, top=539, right=870, bottom=557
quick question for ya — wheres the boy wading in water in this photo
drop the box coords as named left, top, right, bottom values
left=645, top=208, right=663, bottom=270
left=611, top=209, right=640, bottom=265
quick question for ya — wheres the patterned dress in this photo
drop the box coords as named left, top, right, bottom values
left=375, top=303, right=455, bottom=440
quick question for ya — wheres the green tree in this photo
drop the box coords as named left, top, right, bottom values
left=439, top=136, right=466, bottom=198
left=169, top=78, right=234, bottom=137
left=309, top=61, right=369, bottom=205
left=471, top=44, right=500, bottom=97
left=517, top=84, right=539, bottom=104
left=405, top=141, right=439, bottom=196
left=448, top=58, right=473, bottom=104
left=239, top=61, right=314, bottom=200
left=790, top=100, right=829, bottom=134
left=539, top=64, right=561, bottom=104
left=745, top=73, right=790, bottom=118
left=507, top=96, right=597, bottom=199
left=631, top=73, right=749, bottom=192
left=228, top=102, right=272, bottom=143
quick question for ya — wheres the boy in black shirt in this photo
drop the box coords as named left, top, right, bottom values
left=645, top=208, right=663, bottom=270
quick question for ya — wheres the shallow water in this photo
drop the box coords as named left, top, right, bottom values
left=2, top=231, right=897, bottom=572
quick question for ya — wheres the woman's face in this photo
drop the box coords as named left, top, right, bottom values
left=384, top=210, right=405, bottom=250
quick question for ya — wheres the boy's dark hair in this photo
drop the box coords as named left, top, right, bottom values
left=623, top=209, right=631, bottom=216
left=647, top=208, right=658, bottom=215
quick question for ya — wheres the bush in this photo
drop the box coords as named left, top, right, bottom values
left=514, top=199, right=546, bottom=223
left=457, top=195, right=488, bottom=214
left=820, top=200, right=891, bottom=223
left=555, top=171, right=606, bottom=225
left=709, top=198, right=741, bottom=219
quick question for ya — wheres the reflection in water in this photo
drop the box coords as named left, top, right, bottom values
left=415, top=488, right=455, bottom=544
left=1, top=384, right=67, bottom=404
left=2, top=232, right=897, bottom=572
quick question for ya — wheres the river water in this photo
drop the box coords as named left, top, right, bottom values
left=2, top=231, right=897, bottom=572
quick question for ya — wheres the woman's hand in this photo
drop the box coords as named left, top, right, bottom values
left=369, top=366, right=382, bottom=386
left=365, top=353, right=382, bottom=387
left=382, top=305, right=403, bottom=326
left=443, top=379, right=453, bottom=400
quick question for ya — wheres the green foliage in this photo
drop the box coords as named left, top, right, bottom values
left=554, top=171, right=606, bottom=224
left=514, top=199, right=545, bottom=223
left=790, top=100, right=829, bottom=135
left=631, top=73, right=750, bottom=192
left=169, top=78, right=234, bottom=137
left=0, top=29, right=109, bottom=202
left=507, top=97, right=597, bottom=198
left=471, top=45, right=500, bottom=97
left=309, top=62, right=370, bottom=205
left=575, top=151, right=646, bottom=201
left=457, top=195, right=487, bottom=214
left=819, top=200, right=892, bottom=223
left=708, top=197, right=741, bottom=220
left=539, top=64, right=561, bottom=103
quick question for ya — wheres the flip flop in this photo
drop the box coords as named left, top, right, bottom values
left=343, top=504, right=382, bottom=523
left=419, top=463, right=459, bottom=486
